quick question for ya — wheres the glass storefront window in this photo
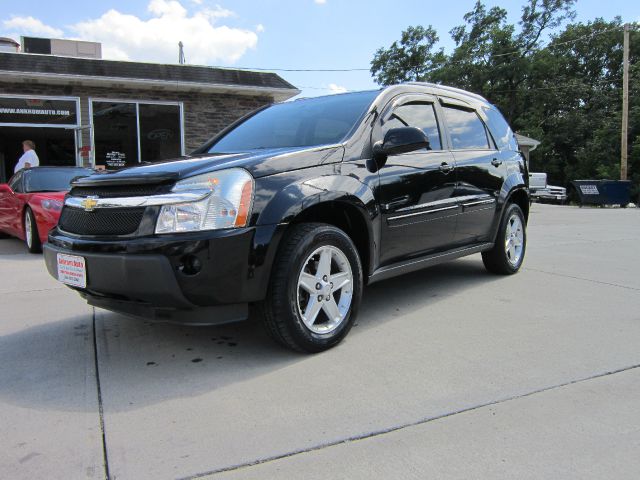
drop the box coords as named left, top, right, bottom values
left=92, top=102, right=138, bottom=169
left=139, top=104, right=182, bottom=162
left=91, top=100, right=183, bottom=170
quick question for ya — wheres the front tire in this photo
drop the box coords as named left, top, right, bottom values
left=261, top=223, right=363, bottom=353
left=24, top=207, right=42, bottom=254
left=482, top=203, right=526, bottom=275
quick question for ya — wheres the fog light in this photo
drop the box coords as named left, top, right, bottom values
left=180, top=255, right=202, bottom=275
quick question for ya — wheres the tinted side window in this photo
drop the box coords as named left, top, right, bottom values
left=484, top=107, right=518, bottom=151
left=9, top=172, right=23, bottom=193
left=443, top=106, right=490, bottom=150
left=383, top=102, right=442, bottom=150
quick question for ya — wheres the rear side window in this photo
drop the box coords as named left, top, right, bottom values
left=382, top=102, right=442, bottom=150
left=484, top=107, right=518, bottom=151
left=443, top=106, right=490, bottom=150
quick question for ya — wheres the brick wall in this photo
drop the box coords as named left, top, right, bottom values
left=0, top=82, right=272, bottom=165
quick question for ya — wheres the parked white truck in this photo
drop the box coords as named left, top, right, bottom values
left=529, top=173, right=567, bottom=203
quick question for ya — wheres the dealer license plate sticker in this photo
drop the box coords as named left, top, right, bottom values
left=56, top=253, right=87, bottom=288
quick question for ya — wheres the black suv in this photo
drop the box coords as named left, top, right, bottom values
left=44, top=83, right=529, bottom=352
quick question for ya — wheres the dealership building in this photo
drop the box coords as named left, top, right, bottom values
left=0, top=37, right=299, bottom=182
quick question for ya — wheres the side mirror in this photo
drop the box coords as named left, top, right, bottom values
left=0, top=183, right=12, bottom=194
left=369, top=127, right=430, bottom=172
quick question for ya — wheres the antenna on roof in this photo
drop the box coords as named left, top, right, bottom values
left=178, top=41, right=186, bottom=65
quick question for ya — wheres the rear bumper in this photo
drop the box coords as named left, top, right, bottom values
left=44, top=224, right=285, bottom=323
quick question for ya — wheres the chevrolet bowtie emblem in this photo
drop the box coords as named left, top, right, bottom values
left=81, top=196, right=99, bottom=212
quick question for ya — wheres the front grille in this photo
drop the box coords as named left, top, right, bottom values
left=59, top=207, right=146, bottom=235
left=70, top=184, right=172, bottom=198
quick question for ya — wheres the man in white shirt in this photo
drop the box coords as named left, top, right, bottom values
left=14, top=140, right=40, bottom=173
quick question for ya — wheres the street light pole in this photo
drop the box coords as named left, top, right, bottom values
left=621, top=24, right=629, bottom=181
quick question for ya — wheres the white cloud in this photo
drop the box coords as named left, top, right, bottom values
left=1, top=2, right=260, bottom=66
left=314, top=0, right=327, bottom=4
left=1, top=2, right=256, bottom=65
left=328, top=83, right=347, bottom=94
left=2, top=15, right=63, bottom=37
left=200, top=5, right=235, bottom=21
left=66, top=1, right=257, bottom=65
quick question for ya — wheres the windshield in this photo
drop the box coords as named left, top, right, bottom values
left=207, top=90, right=379, bottom=153
left=24, top=168, right=93, bottom=192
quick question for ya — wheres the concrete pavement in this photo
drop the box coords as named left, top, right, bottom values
left=1, top=204, right=639, bottom=479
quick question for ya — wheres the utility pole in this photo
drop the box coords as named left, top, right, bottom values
left=621, top=24, right=629, bottom=180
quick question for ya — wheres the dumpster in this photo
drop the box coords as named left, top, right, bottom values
left=570, top=180, right=632, bottom=207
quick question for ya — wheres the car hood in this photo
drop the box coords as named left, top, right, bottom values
left=73, top=145, right=345, bottom=187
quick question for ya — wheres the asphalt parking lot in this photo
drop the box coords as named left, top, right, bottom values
left=1, top=203, right=639, bottom=480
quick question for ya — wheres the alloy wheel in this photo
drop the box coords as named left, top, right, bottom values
left=296, top=245, right=354, bottom=334
left=25, top=211, right=33, bottom=249
left=505, top=214, right=524, bottom=266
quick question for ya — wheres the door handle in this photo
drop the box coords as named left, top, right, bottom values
left=439, top=162, right=454, bottom=174
left=491, top=158, right=503, bottom=167
left=382, top=195, right=410, bottom=211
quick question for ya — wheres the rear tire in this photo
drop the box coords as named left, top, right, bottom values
left=482, top=203, right=526, bottom=275
left=261, top=223, right=363, bottom=353
left=24, top=207, right=42, bottom=254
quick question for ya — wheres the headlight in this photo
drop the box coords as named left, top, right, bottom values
left=155, top=168, right=253, bottom=234
left=41, top=199, right=63, bottom=212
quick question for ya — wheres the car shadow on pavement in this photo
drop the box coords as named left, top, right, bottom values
left=0, top=237, right=33, bottom=256
left=0, top=256, right=504, bottom=413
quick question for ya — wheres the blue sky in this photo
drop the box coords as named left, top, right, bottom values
left=1, top=0, right=637, bottom=99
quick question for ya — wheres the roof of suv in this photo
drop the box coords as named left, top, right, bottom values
left=404, top=82, right=489, bottom=103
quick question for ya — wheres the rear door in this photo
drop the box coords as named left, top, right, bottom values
left=440, top=100, right=503, bottom=245
left=375, top=94, right=457, bottom=265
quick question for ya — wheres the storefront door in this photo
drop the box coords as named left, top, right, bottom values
left=0, top=126, right=76, bottom=182
left=0, top=95, right=80, bottom=182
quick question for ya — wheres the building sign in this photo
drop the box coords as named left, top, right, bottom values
left=0, top=97, right=78, bottom=125
left=105, top=151, right=127, bottom=169
left=147, top=128, right=173, bottom=141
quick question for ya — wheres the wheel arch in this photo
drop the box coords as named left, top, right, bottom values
left=256, top=174, right=378, bottom=278
left=489, top=172, right=530, bottom=244
left=289, top=199, right=374, bottom=278
left=507, top=188, right=530, bottom=223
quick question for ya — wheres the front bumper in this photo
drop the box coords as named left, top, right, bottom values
left=43, top=224, right=284, bottom=324
left=531, top=188, right=567, bottom=203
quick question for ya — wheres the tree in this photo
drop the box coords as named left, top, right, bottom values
left=370, top=26, right=445, bottom=86
left=370, top=1, right=640, bottom=198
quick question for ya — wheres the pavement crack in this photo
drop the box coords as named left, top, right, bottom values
left=524, top=267, right=640, bottom=292
left=0, top=287, right=65, bottom=296
left=92, top=307, right=111, bottom=480
left=177, top=362, right=640, bottom=480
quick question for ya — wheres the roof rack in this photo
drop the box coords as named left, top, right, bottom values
left=405, top=82, right=488, bottom=103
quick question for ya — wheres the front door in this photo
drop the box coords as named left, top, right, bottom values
left=375, top=96, right=457, bottom=266
left=0, top=170, right=23, bottom=236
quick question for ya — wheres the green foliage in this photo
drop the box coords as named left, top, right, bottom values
left=370, top=0, right=639, bottom=198
left=370, top=26, right=446, bottom=85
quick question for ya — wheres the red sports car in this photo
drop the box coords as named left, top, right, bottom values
left=0, top=166, right=93, bottom=253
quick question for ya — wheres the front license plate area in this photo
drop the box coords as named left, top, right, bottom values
left=57, top=253, right=87, bottom=288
